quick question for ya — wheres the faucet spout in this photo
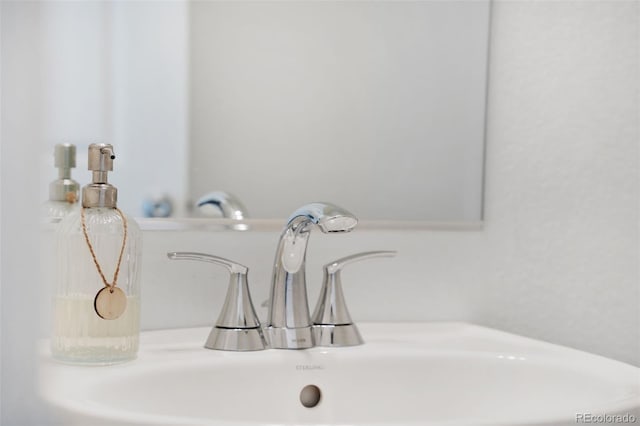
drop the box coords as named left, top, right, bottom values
left=265, top=202, right=357, bottom=349
left=196, top=191, right=250, bottom=230
left=196, top=191, right=249, bottom=220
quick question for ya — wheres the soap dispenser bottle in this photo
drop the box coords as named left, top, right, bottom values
left=43, top=143, right=80, bottom=222
left=52, top=143, right=142, bottom=365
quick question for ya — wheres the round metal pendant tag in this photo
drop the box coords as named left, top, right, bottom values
left=94, top=286, right=127, bottom=320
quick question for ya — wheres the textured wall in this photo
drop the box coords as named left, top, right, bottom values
left=141, top=0, right=639, bottom=366
left=475, top=0, right=639, bottom=365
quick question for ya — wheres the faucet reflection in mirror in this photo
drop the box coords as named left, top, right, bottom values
left=196, top=191, right=249, bottom=220
left=195, top=191, right=250, bottom=231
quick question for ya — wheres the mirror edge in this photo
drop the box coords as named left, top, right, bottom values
left=136, top=218, right=484, bottom=232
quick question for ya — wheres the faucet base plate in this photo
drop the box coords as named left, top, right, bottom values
left=312, top=323, right=364, bottom=347
left=205, top=327, right=267, bottom=351
left=264, top=326, right=315, bottom=349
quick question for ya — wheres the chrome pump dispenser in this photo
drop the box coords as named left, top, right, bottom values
left=52, top=143, right=142, bottom=365
left=82, top=144, right=117, bottom=208
left=43, top=143, right=80, bottom=221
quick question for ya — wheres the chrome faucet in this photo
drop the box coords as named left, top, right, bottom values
left=196, top=191, right=249, bottom=220
left=197, top=191, right=249, bottom=230
left=264, top=202, right=358, bottom=349
left=167, top=252, right=266, bottom=351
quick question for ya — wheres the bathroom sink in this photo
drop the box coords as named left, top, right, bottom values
left=40, top=323, right=640, bottom=426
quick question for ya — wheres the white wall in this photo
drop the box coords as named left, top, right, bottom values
left=1, top=3, right=49, bottom=423
left=140, top=0, right=639, bottom=366
left=475, top=0, right=639, bottom=365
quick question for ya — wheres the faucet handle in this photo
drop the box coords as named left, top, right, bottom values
left=324, top=250, right=397, bottom=275
left=312, top=250, right=397, bottom=347
left=167, top=252, right=266, bottom=351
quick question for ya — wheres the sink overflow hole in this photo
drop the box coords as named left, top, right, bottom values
left=300, top=385, right=321, bottom=408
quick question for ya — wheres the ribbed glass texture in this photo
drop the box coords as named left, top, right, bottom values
left=42, top=200, right=79, bottom=223
left=52, top=207, right=142, bottom=365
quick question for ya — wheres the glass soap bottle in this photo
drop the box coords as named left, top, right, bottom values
left=52, top=143, right=142, bottom=365
left=43, top=143, right=80, bottom=222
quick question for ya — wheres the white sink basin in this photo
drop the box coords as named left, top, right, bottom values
left=40, top=323, right=640, bottom=425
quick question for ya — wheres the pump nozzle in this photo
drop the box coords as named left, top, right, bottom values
left=101, top=146, right=116, bottom=160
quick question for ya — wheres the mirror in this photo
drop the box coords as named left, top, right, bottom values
left=34, top=0, right=490, bottom=222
